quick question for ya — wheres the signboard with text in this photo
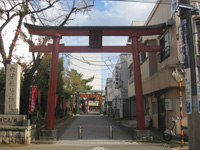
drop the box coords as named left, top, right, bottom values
left=29, top=86, right=38, bottom=113
left=171, top=0, right=178, bottom=17
left=185, top=69, right=192, bottom=114
left=5, top=64, right=21, bottom=115
left=79, top=94, right=100, bottom=98
left=180, top=18, right=192, bottom=114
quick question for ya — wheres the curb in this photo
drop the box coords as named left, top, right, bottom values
left=172, top=149, right=189, bottom=150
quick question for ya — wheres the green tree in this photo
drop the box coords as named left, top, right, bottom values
left=33, top=54, right=70, bottom=115
left=69, top=69, right=94, bottom=96
left=0, top=0, right=94, bottom=114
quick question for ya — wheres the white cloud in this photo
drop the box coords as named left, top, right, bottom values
left=62, top=1, right=155, bottom=89
left=68, top=1, right=154, bottom=26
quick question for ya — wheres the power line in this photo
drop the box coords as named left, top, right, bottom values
left=70, top=62, right=110, bottom=71
left=66, top=53, right=119, bottom=63
left=68, top=53, right=120, bottom=59
left=104, top=61, right=114, bottom=75
left=67, top=54, right=128, bottom=67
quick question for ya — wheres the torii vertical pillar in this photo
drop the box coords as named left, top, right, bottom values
left=131, top=35, right=146, bottom=130
left=76, top=92, right=80, bottom=114
left=87, top=98, right=89, bottom=113
left=45, top=34, right=62, bottom=130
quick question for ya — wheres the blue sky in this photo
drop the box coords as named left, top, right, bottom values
left=60, top=0, right=155, bottom=90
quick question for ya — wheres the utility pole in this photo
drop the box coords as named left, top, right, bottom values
left=179, top=0, right=200, bottom=149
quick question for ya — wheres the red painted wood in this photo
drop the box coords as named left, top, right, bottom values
left=132, top=36, right=146, bottom=130
left=27, top=28, right=163, bottom=36
left=45, top=34, right=61, bottom=130
left=25, top=23, right=164, bottom=36
left=102, top=28, right=163, bottom=36
left=139, top=44, right=162, bottom=52
left=29, top=44, right=132, bottom=53
left=87, top=98, right=89, bottom=113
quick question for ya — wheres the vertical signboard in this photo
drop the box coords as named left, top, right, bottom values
left=196, top=68, right=200, bottom=113
left=29, top=86, right=38, bottom=113
left=184, top=69, right=192, bottom=114
left=179, top=18, right=192, bottom=114
left=5, top=64, right=21, bottom=115
left=171, top=0, right=178, bottom=17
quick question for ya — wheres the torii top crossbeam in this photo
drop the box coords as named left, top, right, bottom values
left=25, top=23, right=165, bottom=36
left=24, top=23, right=166, bottom=53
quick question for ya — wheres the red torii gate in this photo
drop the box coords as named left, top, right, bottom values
left=25, top=23, right=166, bottom=131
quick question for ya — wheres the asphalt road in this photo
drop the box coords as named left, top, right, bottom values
left=0, top=113, right=181, bottom=150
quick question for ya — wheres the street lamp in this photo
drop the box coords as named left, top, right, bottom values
left=172, top=68, right=185, bottom=147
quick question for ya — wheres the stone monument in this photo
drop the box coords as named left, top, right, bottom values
left=0, top=64, right=26, bottom=125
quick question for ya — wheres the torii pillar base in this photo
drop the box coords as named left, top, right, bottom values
left=132, top=130, right=151, bottom=141
left=39, top=129, right=57, bottom=142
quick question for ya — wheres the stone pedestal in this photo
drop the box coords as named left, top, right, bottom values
left=0, top=115, right=26, bottom=126
left=132, top=129, right=152, bottom=141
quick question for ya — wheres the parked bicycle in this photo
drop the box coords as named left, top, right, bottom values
left=163, top=117, right=179, bottom=141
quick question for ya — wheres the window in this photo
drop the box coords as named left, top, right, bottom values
left=140, top=52, right=147, bottom=64
left=196, top=22, right=200, bottom=53
left=152, top=102, right=158, bottom=115
left=129, top=65, right=133, bottom=77
left=160, top=32, right=170, bottom=62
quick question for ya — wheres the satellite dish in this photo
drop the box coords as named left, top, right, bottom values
left=172, top=68, right=185, bottom=82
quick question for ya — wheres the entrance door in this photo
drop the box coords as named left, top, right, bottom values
left=123, top=98, right=130, bottom=118
left=158, top=94, right=166, bottom=131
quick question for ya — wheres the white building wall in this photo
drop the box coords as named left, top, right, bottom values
left=112, top=54, right=129, bottom=119
left=70, top=53, right=102, bottom=90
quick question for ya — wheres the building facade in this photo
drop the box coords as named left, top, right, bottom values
left=104, top=78, right=113, bottom=115
left=111, top=54, right=130, bottom=119
left=128, top=0, right=200, bottom=134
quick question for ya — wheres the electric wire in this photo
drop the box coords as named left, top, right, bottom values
left=70, top=62, right=110, bottom=71
left=66, top=54, right=129, bottom=67
left=66, top=53, right=119, bottom=63
left=66, top=53, right=121, bottom=59
left=104, top=61, right=115, bottom=75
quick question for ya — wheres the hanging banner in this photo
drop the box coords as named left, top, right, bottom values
left=29, top=86, right=38, bottom=113
left=55, top=94, right=58, bottom=108
left=179, top=19, right=190, bottom=68
left=180, top=18, right=192, bottom=114
left=60, top=99, right=63, bottom=110
left=64, top=100, right=68, bottom=110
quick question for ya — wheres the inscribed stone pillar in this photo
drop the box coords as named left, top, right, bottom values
left=5, top=64, right=21, bottom=115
